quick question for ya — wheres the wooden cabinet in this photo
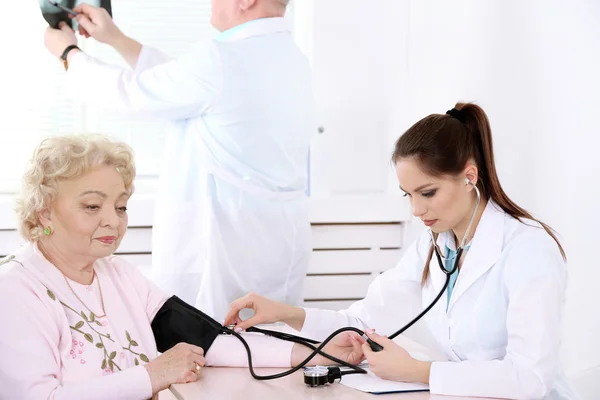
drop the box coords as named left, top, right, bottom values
left=295, top=0, right=393, bottom=196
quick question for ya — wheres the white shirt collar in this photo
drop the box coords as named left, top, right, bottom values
left=215, top=17, right=290, bottom=42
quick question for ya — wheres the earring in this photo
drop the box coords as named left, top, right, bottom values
left=44, top=226, right=53, bottom=236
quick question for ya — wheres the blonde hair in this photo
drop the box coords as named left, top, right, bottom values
left=15, top=135, right=136, bottom=242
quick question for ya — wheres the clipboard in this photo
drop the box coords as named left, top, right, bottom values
left=39, top=0, right=112, bottom=29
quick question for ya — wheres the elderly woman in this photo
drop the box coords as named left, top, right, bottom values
left=0, top=135, right=363, bottom=400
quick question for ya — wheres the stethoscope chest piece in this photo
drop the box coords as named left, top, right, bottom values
left=303, top=366, right=329, bottom=387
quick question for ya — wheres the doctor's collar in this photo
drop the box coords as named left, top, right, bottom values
left=429, top=229, right=472, bottom=253
left=215, top=17, right=290, bottom=42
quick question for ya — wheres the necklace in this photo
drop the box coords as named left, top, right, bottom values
left=38, top=243, right=107, bottom=319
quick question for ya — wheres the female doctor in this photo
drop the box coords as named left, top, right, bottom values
left=224, top=103, right=580, bottom=399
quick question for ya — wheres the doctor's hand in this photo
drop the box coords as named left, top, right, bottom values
left=44, top=22, right=77, bottom=59
left=362, top=331, right=431, bottom=384
left=73, top=3, right=124, bottom=47
left=224, top=293, right=307, bottom=332
left=292, top=331, right=366, bottom=367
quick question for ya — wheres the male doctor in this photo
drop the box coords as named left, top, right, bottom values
left=43, top=0, right=315, bottom=321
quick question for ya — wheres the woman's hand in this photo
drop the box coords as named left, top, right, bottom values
left=319, top=331, right=366, bottom=366
left=292, top=331, right=366, bottom=367
left=224, top=293, right=306, bottom=331
left=362, top=331, right=431, bottom=384
left=144, top=342, right=206, bottom=394
left=73, top=3, right=125, bottom=46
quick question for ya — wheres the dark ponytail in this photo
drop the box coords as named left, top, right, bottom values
left=392, top=103, right=566, bottom=285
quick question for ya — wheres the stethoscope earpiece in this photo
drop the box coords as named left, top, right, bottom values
left=428, top=180, right=481, bottom=261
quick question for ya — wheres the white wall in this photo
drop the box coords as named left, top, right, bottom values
left=530, top=0, right=600, bottom=380
left=381, top=0, right=600, bottom=382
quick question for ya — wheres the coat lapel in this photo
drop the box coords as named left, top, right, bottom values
left=447, top=201, right=505, bottom=312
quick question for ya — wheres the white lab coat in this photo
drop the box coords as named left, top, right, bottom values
left=67, top=18, right=315, bottom=321
left=300, top=201, right=579, bottom=400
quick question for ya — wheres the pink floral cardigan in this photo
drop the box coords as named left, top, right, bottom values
left=0, top=243, right=170, bottom=399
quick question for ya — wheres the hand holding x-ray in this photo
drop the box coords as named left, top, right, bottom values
left=39, top=0, right=112, bottom=30
left=41, top=0, right=142, bottom=68
left=71, top=3, right=123, bottom=45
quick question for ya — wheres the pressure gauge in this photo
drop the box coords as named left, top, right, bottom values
left=303, top=366, right=330, bottom=387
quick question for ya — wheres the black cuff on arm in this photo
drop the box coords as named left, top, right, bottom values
left=151, top=296, right=222, bottom=354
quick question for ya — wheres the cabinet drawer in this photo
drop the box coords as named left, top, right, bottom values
left=308, top=248, right=401, bottom=274
left=311, top=223, right=403, bottom=249
left=302, top=274, right=378, bottom=300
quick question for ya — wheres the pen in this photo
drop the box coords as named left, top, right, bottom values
left=47, top=1, right=79, bottom=16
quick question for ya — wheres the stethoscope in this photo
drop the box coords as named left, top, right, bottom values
left=220, top=179, right=482, bottom=386
left=430, top=178, right=481, bottom=276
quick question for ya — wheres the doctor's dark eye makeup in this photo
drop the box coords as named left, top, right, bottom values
left=422, top=190, right=437, bottom=198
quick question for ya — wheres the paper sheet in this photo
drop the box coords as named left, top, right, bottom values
left=340, top=367, right=429, bottom=394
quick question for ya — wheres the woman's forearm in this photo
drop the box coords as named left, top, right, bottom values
left=291, top=343, right=335, bottom=367
left=414, top=361, right=431, bottom=384
left=206, top=334, right=294, bottom=367
left=281, top=305, right=306, bottom=332
left=291, top=343, right=313, bottom=367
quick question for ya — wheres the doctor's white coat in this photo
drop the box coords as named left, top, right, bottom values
left=67, top=18, right=315, bottom=321
left=300, top=201, right=579, bottom=399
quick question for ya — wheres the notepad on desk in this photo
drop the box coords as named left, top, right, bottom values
left=338, top=347, right=435, bottom=395
left=340, top=368, right=429, bottom=395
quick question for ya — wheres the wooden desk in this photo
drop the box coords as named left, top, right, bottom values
left=170, top=367, right=493, bottom=400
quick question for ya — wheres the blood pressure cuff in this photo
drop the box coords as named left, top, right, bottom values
left=151, top=296, right=222, bottom=354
